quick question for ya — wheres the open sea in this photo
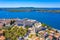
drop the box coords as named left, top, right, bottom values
left=0, top=8, right=60, bottom=30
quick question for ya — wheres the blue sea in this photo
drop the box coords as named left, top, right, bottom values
left=0, top=8, right=60, bottom=30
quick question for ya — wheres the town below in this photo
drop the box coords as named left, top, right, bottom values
left=0, top=18, right=60, bottom=40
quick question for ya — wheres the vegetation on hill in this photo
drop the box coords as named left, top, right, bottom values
left=1, top=26, right=27, bottom=40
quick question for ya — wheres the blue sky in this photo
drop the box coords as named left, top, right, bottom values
left=0, top=0, right=60, bottom=8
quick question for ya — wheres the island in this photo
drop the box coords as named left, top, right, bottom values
left=0, top=7, right=60, bottom=13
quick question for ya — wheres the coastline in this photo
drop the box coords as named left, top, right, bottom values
left=0, top=18, right=59, bottom=31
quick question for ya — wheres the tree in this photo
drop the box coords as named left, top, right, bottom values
left=25, top=25, right=30, bottom=29
left=42, top=23, right=47, bottom=27
left=10, top=20, right=15, bottom=25
left=4, top=26, right=27, bottom=40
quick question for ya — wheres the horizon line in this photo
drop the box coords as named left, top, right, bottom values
left=0, top=6, right=60, bottom=8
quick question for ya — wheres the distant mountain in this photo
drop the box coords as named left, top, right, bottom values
left=0, top=7, right=59, bottom=10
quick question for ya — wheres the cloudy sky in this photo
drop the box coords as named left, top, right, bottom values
left=0, top=0, right=60, bottom=8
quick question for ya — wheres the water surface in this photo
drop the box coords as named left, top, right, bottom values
left=0, top=10, right=60, bottom=30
